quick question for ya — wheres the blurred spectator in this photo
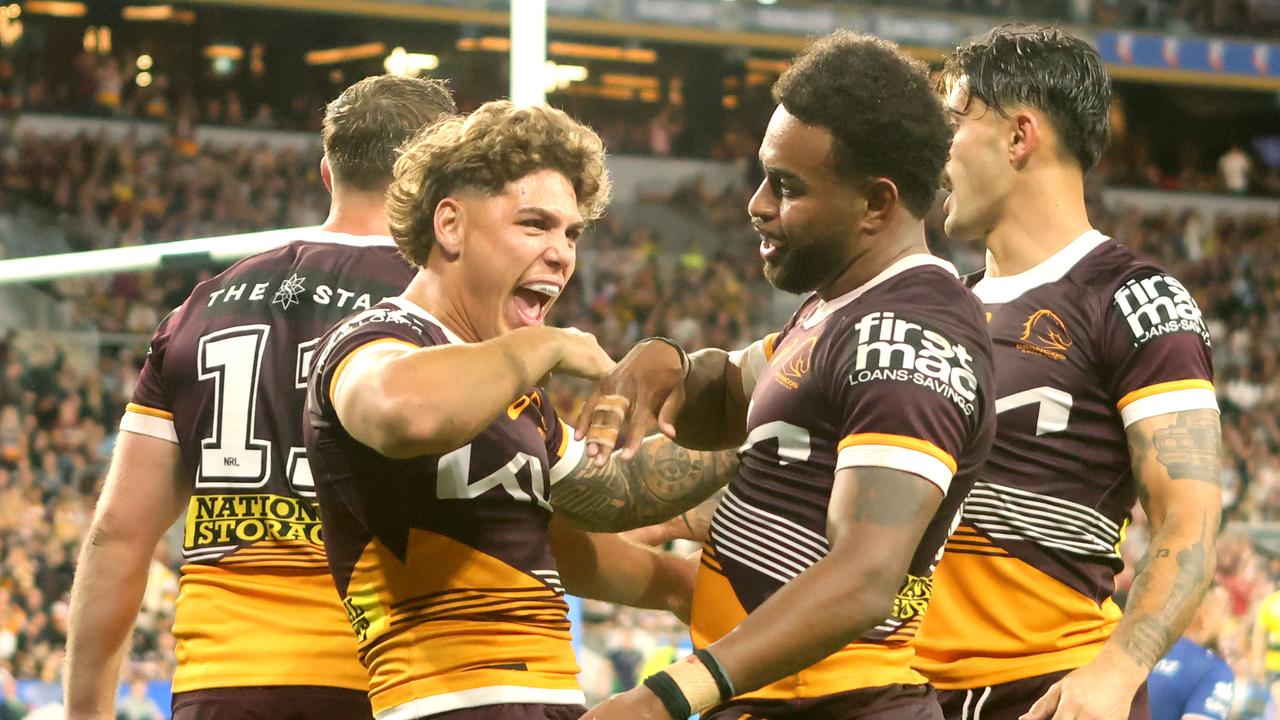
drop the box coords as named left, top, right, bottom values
left=116, top=679, right=164, bottom=720
left=1221, top=145, right=1254, bottom=194
left=1149, top=586, right=1235, bottom=720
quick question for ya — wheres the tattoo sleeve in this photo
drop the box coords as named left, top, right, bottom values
left=1109, top=408, right=1221, bottom=671
left=550, top=436, right=739, bottom=532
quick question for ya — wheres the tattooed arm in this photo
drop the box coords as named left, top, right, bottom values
left=550, top=435, right=739, bottom=533
left=620, top=488, right=727, bottom=546
left=1025, top=408, right=1222, bottom=720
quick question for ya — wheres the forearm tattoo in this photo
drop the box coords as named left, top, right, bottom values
left=551, top=437, right=739, bottom=532
left=1113, top=409, right=1220, bottom=669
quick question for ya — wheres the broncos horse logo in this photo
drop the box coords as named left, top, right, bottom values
left=1018, top=309, right=1073, bottom=359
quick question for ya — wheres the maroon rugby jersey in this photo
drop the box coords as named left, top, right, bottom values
left=912, top=230, right=1218, bottom=689
left=305, top=296, right=586, bottom=719
left=690, top=254, right=996, bottom=703
left=119, top=231, right=414, bottom=693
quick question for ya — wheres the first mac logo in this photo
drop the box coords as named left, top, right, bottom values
left=1113, top=274, right=1210, bottom=347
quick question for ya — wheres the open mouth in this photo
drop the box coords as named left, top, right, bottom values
left=758, top=234, right=785, bottom=263
left=513, top=281, right=560, bottom=326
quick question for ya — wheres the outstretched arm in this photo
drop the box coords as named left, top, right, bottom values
left=551, top=434, right=738, bottom=533
left=549, top=518, right=699, bottom=623
left=66, top=432, right=190, bottom=720
left=334, top=326, right=612, bottom=459
left=620, top=488, right=726, bottom=546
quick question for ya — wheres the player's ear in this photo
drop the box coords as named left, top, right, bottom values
left=858, top=178, right=897, bottom=234
left=1009, top=110, right=1041, bottom=169
left=433, top=197, right=465, bottom=258
left=320, top=157, right=334, bottom=194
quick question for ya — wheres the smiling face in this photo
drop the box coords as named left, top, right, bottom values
left=452, top=169, right=584, bottom=339
left=747, top=106, right=868, bottom=295
left=941, top=79, right=1017, bottom=243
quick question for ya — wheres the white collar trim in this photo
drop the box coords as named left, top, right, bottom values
left=308, top=229, right=396, bottom=248
left=385, top=296, right=468, bottom=345
left=801, top=254, right=958, bottom=330
left=972, top=230, right=1109, bottom=304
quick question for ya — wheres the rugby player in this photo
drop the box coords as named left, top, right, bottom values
left=576, top=32, right=997, bottom=719
left=65, top=75, right=456, bottom=720
left=910, top=25, right=1223, bottom=720
left=305, top=100, right=738, bottom=720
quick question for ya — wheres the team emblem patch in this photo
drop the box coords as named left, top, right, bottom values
left=1018, top=309, right=1073, bottom=361
left=272, top=273, right=307, bottom=310
left=772, top=337, right=817, bottom=389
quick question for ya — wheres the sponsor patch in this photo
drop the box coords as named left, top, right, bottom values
left=846, top=311, right=979, bottom=415
left=1113, top=274, right=1211, bottom=347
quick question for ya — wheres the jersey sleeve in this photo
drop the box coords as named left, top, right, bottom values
left=312, top=306, right=443, bottom=419
left=727, top=332, right=781, bottom=398
left=830, top=313, right=984, bottom=495
left=119, top=308, right=180, bottom=443
left=1183, top=660, right=1234, bottom=720
left=1103, top=269, right=1217, bottom=428
left=538, top=391, right=586, bottom=486
left=728, top=294, right=814, bottom=397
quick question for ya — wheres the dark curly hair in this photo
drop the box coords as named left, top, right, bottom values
left=941, top=24, right=1111, bottom=171
left=772, top=31, right=951, bottom=219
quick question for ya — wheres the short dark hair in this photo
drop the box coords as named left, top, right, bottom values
left=322, top=75, right=457, bottom=190
left=772, top=31, right=951, bottom=218
left=942, top=24, right=1111, bottom=171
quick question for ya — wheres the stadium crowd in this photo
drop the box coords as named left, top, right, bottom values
left=0, top=125, right=1278, bottom=716
left=873, top=0, right=1280, bottom=35
left=5, top=46, right=1280, bottom=197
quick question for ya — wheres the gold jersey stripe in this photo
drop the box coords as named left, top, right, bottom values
left=125, top=402, right=174, bottom=420
left=1115, top=378, right=1214, bottom=411
left=838, top=433, right=957, bottom=475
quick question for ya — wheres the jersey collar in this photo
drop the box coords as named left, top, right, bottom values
left=385, top=296, right=468, bottom=345
left=801, top=253, right=958, bottom=330
left=972, top=229, right=1109, bottom=305
left=309, top=229, right=396, bottom=247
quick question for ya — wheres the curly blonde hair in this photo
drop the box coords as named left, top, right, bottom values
left=387, top=100, right=611, bottom=267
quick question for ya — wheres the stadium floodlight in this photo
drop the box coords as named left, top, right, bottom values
left=0, top=226, right=320, bottom=285
left=510, top=0, right=547, bottom=107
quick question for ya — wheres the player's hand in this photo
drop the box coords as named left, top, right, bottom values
left=575, top=339, right=687, bottom=467
left=549, top=327, right=616, bottom=380
left=580, top=685, right=671, bottom=720
left=1020, top=658, right=1144, bottom=720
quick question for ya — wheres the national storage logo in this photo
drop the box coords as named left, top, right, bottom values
left=184, top=493, right=323, bottom=549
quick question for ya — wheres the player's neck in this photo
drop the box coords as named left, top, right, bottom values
left=818, top=220, right=930, bottom=301
left=321, top=187, right=392, bottom=238
left=984, top=167, right=1093, bottom=278
left=401, top=269, right=485, bottom=344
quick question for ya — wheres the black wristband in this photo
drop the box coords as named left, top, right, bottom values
left=643, top=670, right=692, bottom=719
left=694, top=648, right=735, bottom=702
left=643, top=336, right=690, bottom=378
